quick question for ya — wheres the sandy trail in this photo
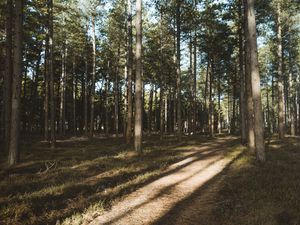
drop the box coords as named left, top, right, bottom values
left=88, top=137, right=239, bottom=225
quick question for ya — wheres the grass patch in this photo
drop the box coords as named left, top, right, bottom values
left=209, top=136, right=300, bottom=225
left=0, top=134, right=217, bottom=225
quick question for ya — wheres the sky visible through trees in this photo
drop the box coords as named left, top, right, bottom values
left=0, top=0, right=300, bottom=224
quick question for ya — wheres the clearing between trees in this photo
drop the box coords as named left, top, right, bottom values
left=1, top=135, right=300, bottom=225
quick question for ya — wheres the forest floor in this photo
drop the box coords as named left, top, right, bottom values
left=0, top=135, right=299, bottom=225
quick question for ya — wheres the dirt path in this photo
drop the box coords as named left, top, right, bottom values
left=88, top=137, right=240, bottom=225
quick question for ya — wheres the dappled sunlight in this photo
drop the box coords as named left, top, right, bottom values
left=1, top=135, right=230, bottom=225
left=88, top=139, right=241, bottom=225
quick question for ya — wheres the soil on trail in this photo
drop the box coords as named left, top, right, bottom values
left=88, top=137, right=241, bottom=225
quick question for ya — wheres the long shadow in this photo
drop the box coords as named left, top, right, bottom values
left=92, top=139, right=241, bottom=224
left=0, top=136, right=239, bottom=225
left=102, top=154, right=228, bottom=225
left=150, top=151, right=245, bottom=225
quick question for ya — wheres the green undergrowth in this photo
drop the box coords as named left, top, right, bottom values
left=0, top=134, right=229, bottom=225
left=209, top=136, right=300, bottom=225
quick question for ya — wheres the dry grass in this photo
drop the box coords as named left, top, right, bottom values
left=0, top=134, right=213, bottom=225
left=208, top=136, right=300, bottom=225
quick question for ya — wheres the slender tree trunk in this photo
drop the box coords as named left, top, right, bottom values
left=148, top=85, right=153, bottom=133
left=44, top=35, right=49, bottom=141
left=209, top=60, right=215, bottom=137
left=159, top=8, right=164, bottom=139
left=8, top=0, right=23, bottom=165
left=84, top=59, right=88, bottom=136
left=114, top=48, right=120, bottom=138
left=204, top=59, right=210, bottom=132
left=134, top=0, right=143, bottom=153
left=4, top=0, right=13, bottom=152
left=218, top=73, right=221, bottom=134
left=72, top=56, right=76, bottom=135
left=49, top=0, right=56, bottom=148
left=246, top=0, right=265, bottom=162
left=231, top=71, right=237, bottom=134
left=239, top=0, right=246, bottom=144
left=59, top=49, right=66, bottom=135
left=176, top=0, right=182, bottom=141
left=105, top=76, right=109, bottom=137
left=90, top=16, right=96, bottom=138
left=193, top=34, right=197, bottom=135
left=244, top=0, right=255, bottom=152
left=277, top=2, right=285, bottom=139
left=125, top=0, right=133, bottom=144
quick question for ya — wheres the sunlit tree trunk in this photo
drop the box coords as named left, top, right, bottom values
left=209, top=60, right=215, bottom=137
left=244, top=0, right=255, bottom=152
left=59, top=47, right=66, bottom=135
left=90, top=15, right=96, bottom=138
left=134, top=0, right=143, bottom=153
left=246, top=0, right=265, bottom=162
left=277, top=2, right=285, bottom=139
left=8, top=0, right=23, bottom=165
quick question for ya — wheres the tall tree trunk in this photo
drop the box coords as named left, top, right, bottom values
left=246, top=0, right=265, bottom=162
left=159, top=8, right=164, bottom=139
left=239, top=0, right=246, bottom=144
left=84, top=59, right=88, bottom=136
left=218, top=73, right=221, bottom=134
left=204, top=59, right=210, bottom=132
left=193, top=33, right=197, bottom=135
left=105, top=76, right=109, bottom=137
left=148, top=85, right=154, bottom=133
left=90, top=16, right=96, bottom=138
left=59, top=49, right=66, bottom=135
left=4, top=0, right=13, bottom=152
left=231, top=71, right=237, bottom=134
left=277, top=2, right=285, bottom=139
left=176, top=0, right=182, bottom=141
left=125, top=0, right=133, bottom=144
left=134, top=0, right=143, bottom=153
left=72, top=56, right=76, bottom=135
left=209, top=60, right=214, bottom=137
left=49, top=0, right=56, bottom=148
left=244, top=0, right=255, bottom=152
left=8, top=0, right=23, bottom=165
left=114, top=48, right=120, bottom=137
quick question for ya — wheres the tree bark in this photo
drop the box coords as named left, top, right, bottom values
left=3, top=0, right=13, bottom=153
left=246, top=0, right=265, bottom=162
left=134, top=0, right=143, bottom=153
left=244, top=0, right=255, bottom=152
left=8, top=0, right=23, bottom=165
left=72, top=56, right=76, bottom=135
left=239, top=0, right=246, bottom=144
left=90, top=15, right=96, bottom=138
left=277, top=2, right=285, bottom=139
left=49, top=0, right=56, bottom=148
left=125, top=0, right=133, bottom=144
left=176, top=0, right=182, bottom=141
